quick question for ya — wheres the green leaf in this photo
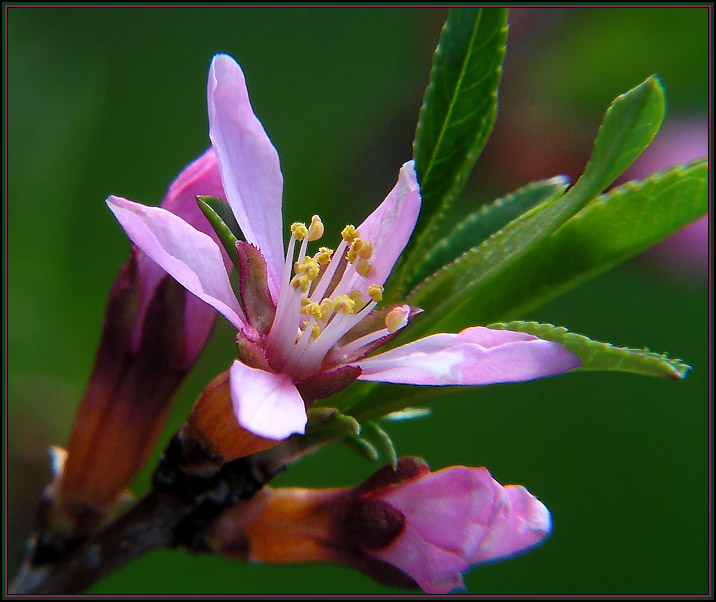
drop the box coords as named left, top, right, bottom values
left=487, top=321, right=690, bottom=380
left=402, top=176, right=569, bottom=294
left=576, top=77, right=665, bottom=195
left=362, top=421, right=398, bottom=469
left=404, top=76, right=666, bottom=338
left=197, top=195, right=242, bottom=271
left=446, top=159, right=707, bottom=326
left=399, top=7, right=508, bottom=280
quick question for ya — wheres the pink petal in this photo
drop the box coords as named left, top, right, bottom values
left=161, top=147, right=226, bottom=232
left=356, top=326, right=581, bottom=385
left=208, top=54, right=284, bottom=299
left=344, top=161, right=421, bottom=298
left=107, top=195, right=245, bottom=330
left=379, top=467, right=496, bottom=559
left=229, top=360, right=307, bottom=440
left=469, top=484, right=552, bottom=564
left=133, top=148, right=227, bottom=363
left=370, top=525, right=468, bottom=595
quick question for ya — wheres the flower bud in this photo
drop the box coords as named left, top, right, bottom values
left=208, top=457, right=552, bottom=594
left=54, top=149, right=225, bottom=536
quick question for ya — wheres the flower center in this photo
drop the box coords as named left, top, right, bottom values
left=265, top=215, right=403, bottom=381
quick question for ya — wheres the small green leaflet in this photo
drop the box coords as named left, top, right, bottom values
left=487, top=321, right=690, bottom=380
left=403, top=76, right=665, bottom=339
left=400, top=176, right=569, bottom=295
left=442, top=159, right=707, bottom=327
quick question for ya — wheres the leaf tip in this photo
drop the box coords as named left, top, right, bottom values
left=669, top=362, right=691, bottom=381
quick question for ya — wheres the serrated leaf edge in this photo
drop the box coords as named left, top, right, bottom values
left=487, top=321, right=691, bottom=380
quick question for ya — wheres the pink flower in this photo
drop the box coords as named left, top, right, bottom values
left=212, top=457, right=551, bottom=594
left=107, top=54, right=581, bottom=442
left=365, top=463, right=551, bottom=593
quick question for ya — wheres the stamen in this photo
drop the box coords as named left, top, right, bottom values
left=358, top=240, right=373, bottom=260
left=347, top=238, right=365, bottom=263
left=368, top=284, right=383, bottom=302
left=301, top=301, right=324, bottom=321
left=315, top=247, right=333, bottom=265
left=333, top=295, right=356, bottom=315
left=326, top=304, right=412, bottom=364
left=266, top=232, right=299, bottom=352
left=311, top=240, right=347, bottom=301
left=329, top=328, right=389, bottom=362
left=349, top=289, right=366, bottom=308
left=269, top=217, right=396, bottom=380
left=284, top=316, right=319, bottom=372
left=385, top=305, right=410, bottom=334
left=356, top=258, right=372, bottom=278
left=341, top=225, right=360, bottom=243
left=307, top=215, right=324, bottom=241
left=266, top=229, right=309, bottom=368
left=319, top=298, right=334, bottom=322
left=291, top=222, right=308, bottom=240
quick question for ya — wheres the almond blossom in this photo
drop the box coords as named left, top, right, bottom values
left=107, top=54, right=581, bottom=442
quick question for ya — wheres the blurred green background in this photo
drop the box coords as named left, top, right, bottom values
left=7, top=7, right=708, bottom=595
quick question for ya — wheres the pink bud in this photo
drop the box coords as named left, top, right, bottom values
left=210, top=458, right=551, bottom=594
left=365, top=463, right=552, bottom=593
left=56, top=150, right=226, bottom=532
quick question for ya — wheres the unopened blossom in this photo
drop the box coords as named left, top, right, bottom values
left=129, top=147, right=228, bottom=364
left=211, top=457, right=551, bottom=594
left=107, top=54, right=581, bottom=443
left=365, top=461, right=552, bottom=593
left=56, top=150, right=225, bottom=529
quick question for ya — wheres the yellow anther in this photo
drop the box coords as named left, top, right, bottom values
left=291, top=274, right=312, bottom=292
left=295, top=257, right=320, bottom=279
left=300, top=301, right=324, bottom=321
left=346, top=245, right=359, bottom=264
left=341, top=225, right=360, bottom=243
left=315, top=247, right=333, bottom=265
left=291, top=222, right=308, bottom=240
left=319, top=298, right=334, bottom=322
left=311, top=322, right=322, bottom=339
left=333, top=294, right=356, bottom=314
left=298, top=275, right=312, bottom=292
left=386, top=305, right=410, bottom=334
left=307, top=215, right=324, bottom=242
left=347, top=238, right=371, bottom=264
left=356, top=258, right=372, bottom=278
left=349, top=289, right=366, bottom=307
left=368, top=284, right=383, bottom=302
left=358, top=240, right=373, bottom=260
